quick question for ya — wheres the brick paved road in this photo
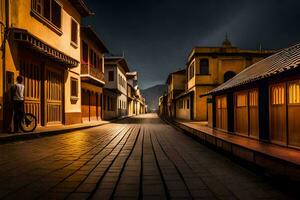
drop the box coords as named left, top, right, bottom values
left=0, top=114, right=297, bottom=200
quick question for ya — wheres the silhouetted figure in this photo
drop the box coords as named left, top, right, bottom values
left=11, top=76, right=25, bottom=133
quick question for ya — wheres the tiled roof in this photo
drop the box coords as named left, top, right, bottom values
left=206, top=43, right=300, bottom=95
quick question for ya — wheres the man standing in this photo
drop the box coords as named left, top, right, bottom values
left=12, top=76, right=25, bottom=133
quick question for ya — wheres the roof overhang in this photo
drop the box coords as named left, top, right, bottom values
left=175, top=90, right=194, bottom=100
left=68, top=0, right=93, bottom=17
left=81, top=26, right=109, bottom=53
left=105, top=57, right=130, bottom=72
left=13, top=28, right=79, bottom=68
left=80, top=75, right=105, bottom=86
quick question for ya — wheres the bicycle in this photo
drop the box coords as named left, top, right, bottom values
left=19, top=113, right=37, bottom=132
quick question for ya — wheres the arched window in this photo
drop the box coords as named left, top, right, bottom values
left=200, top=59, right=209, bottom=75
left=224, top=71, right=236, bottom=82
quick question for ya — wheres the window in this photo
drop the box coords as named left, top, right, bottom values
left=288, top=82, right=300, bottom=104
left=82, top=41, right=88, bottom=63
left=271, top=85, right=285, bottom=105
left=51, top=0, right=61, bottom=28
left=108, top=71, right=114, bottom=81
left=71, top=78, right=78, bottom=97
left=200, top=59, right=209, bottom=75
left=189, top=62, right=194, bottom=80
left=224, top=71, right=236, bottom=82
left=71, top=18, right=78, bottom=45
left=32, top=0, right=62, bottom=29
left=236, top=93, right=248, bottom=107
left=187, top=99, right=190, bottom=109
left=249, top=90, right=258, bottom=106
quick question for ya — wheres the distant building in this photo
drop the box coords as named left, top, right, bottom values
left=175, top=37, right=274, bottom=121
left=103, top=57, right=129, bottom=120
left=165, top=69, right=186, bottom=118
left=205, top=43, right=300, bottom=149
left=126, top=72, right=138, bottom=116
left=0, top=0, right=92, bottom=131
left=80, top=26, right=108, bottom=122
left=158, top=95, right=168, bottom=117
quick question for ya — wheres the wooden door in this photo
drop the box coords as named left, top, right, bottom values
left=269, top=84, right=286, bottom=145
left=81, top=89, right=90, bottom=121
left=249, top=90, right=259, bottom=138
left=45, top=68, right=63, bottom=125
left=287, top=81, right=300, bottom=148
left=234, top=92, right=248, bottom=136
left=216, top=96, right=227, bottom=131
left=20, top=60, right=41, bottom=126
left=90, top=91, right=97, bottom=121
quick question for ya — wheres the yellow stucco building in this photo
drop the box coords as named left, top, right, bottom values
left=166, top=69, right=186, bottom=118
left=0, top=0, right=92, bottom=131
left=175, top=38, right=274, bottom=121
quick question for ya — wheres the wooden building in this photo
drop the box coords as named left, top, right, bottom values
left=178, top=38, right=274, bottom=122
left=103, top=57, right=129, bottom=120
left=80, top=26, right=108, bottom=122
left=0, top=0, right=92, bottom=131
left=166, top=69, right=186, bottom=118
left=126, top=71, right=138, bottom=116
left=205, top=43, right=300, bottom=149
left=158, top=95, right=168, bottom=117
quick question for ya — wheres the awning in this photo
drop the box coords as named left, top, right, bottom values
left=13, top=28, right=79, bottom=68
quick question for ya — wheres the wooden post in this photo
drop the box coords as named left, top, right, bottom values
left=212, top=95, right=216, bottom=128
left=227, top=92, right=234, bottom=133
left=259, top=82, right=269, bottom=141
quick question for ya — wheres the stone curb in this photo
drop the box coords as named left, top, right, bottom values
left=0, top=116, right=130, bottom=144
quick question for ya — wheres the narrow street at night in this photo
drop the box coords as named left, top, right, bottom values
left=0, top=114, right=297, bottom=200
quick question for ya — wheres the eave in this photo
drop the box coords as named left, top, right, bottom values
left=12, top=28, right=79, bottom=68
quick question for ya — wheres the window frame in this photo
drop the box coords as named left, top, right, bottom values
left=31, top=0, right=63, bottom=35
left=199, top=58, right=210, bottom=75
left=288, top=80, right=300, bottom=105
left=70, top=17, right=79, bottom=48
left=70, top=77, right=79, bottom=99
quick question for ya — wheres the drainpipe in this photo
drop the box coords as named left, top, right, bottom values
left=1, top=0, right=10, bottom=131
left=2, top=0, right=9, bottom=97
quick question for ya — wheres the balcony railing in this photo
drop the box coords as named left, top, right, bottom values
left=81, top=63, right=105, bottom=83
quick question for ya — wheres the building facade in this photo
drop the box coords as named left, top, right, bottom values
left=166, top=69, right=186, bottom=119
left=103, top=57, right=129, bottom=120
left=176, top=39, right=274, bottom=121
left=80, top=26, right=108, bottom=122
left=126, top=71, right=138, bottom=116
left=0, top=0, right=92, bottom=131
left=206, top=43, right=300, bottom=149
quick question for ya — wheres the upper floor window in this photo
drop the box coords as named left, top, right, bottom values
left=31, top=0, right=62, bottom=29
left=200, top=59, right=209, bottom=75
left=224, top=71, right=236, bottom=82
left=81, top=41, right=88, bottom=64
left=71, top=18, right=78, bottom=46
left=108, top=71, right=114, bottom=82
left=189, top=62, right=194, bottom=80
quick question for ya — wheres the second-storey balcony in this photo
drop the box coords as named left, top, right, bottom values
left=81, top=63, right=105, bottom=86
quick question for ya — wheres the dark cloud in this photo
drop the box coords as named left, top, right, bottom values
left=83, top=0, right=300, bottom=89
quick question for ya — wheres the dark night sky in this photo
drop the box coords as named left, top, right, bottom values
left=83, top=0, right=300, bottom=89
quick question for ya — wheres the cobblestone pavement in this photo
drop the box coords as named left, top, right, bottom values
left=0, top=114, right=297, bottom=200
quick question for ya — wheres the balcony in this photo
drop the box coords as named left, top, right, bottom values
left=81, top=63, right=105, bottom=85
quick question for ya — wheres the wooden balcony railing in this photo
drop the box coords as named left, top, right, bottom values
left=81, top=63, right=105, bottom=83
